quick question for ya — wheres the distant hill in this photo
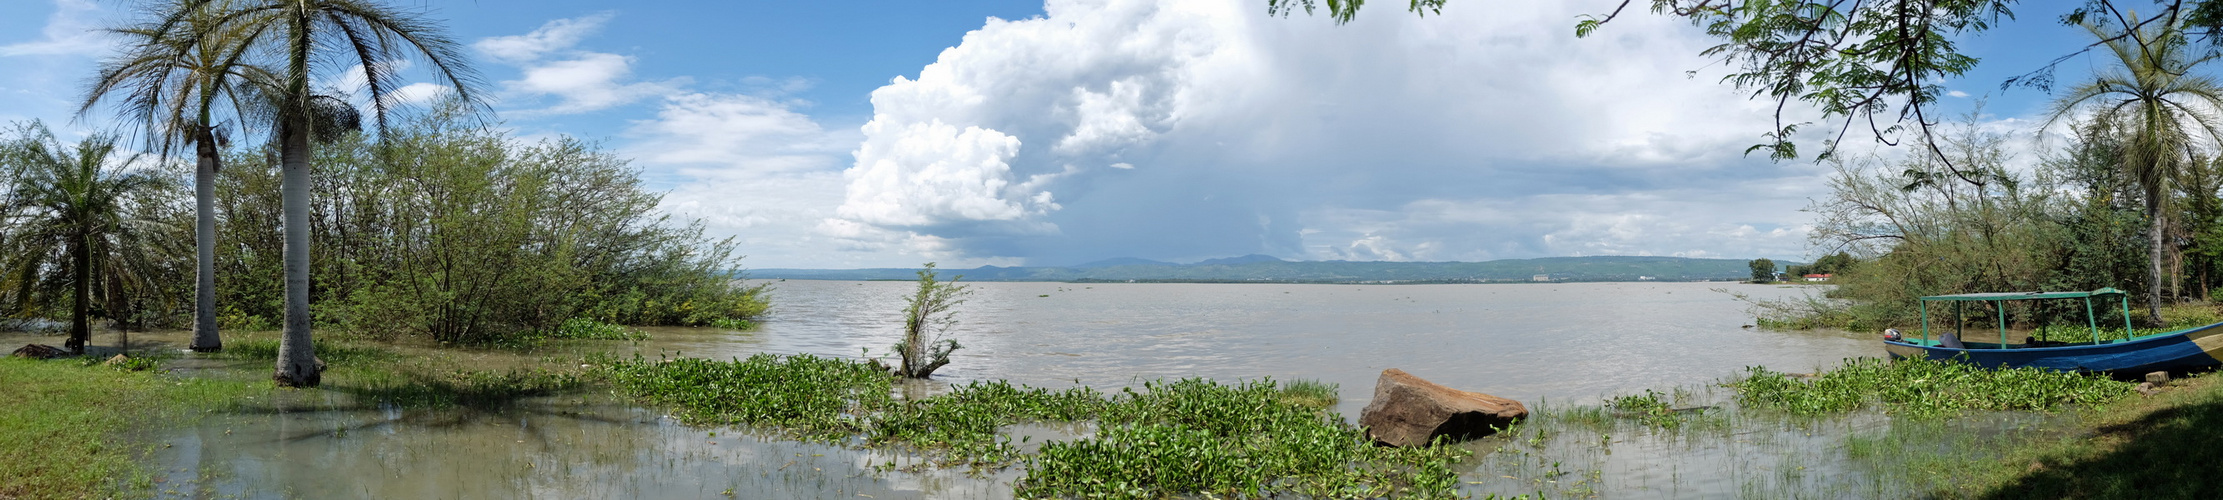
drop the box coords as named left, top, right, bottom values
left=750, top=255, right=1766, bottom=283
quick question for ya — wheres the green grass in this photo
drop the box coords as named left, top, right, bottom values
left=1276, top=378, right=1341, bottom=410
left=0, top=357, right=262, bottom=499
left=215, top=337, right=402, bottom=365
left=600, top=353, right=1466, bottom=498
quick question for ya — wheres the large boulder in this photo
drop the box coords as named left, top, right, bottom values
left=1358, top=368, right=1528, bottom=447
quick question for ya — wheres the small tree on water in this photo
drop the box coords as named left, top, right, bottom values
left=895, top=263, right=970, bottom=378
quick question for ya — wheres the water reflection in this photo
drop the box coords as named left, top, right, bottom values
left=147, top=396, right=1018, bottom=499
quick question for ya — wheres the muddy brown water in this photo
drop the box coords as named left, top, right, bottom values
left=12, top=281, right=1912, bottom=498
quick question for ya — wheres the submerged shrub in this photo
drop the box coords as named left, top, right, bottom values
left=1278, top=378, right=1341, bottom=410
left=537, top=318, right=646, bottom=341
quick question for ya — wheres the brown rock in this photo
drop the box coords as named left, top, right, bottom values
left=10, top=344, right=67, bottom=359
left=103, top=354, right=130, bottom=366
left=2146, top=371, right=2171, bottom=385
left=1358, top=368, right=1528, bottom=447
left=2137, top=382, right=2161, bottom=396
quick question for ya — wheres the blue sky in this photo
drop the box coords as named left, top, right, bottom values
left=0, top=0, right=2118, bottom=269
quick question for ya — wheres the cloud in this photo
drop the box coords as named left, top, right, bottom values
left=825, top=0, right=1821, bottom=265
left=475, top=13, right=683, bottom=115
left=620, top=92, right=893, bottom=268
left=0, top=0, right=109, bottom=57
left=473, top=12, right=614, bottom=63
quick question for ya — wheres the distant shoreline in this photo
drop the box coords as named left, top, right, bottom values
left=746, top=255, right=1790, bottom=284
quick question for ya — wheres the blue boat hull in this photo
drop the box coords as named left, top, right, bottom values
left=1883, top=322, right=2223, bottom=373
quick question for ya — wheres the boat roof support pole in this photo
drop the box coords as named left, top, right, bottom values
left=1921, top=300, right=1931, bottom=343
left=1999, top=301, right=2010, bottom=349
left=2122, top=294, right=2135, bottom=340
left=2085, top=297, right=2099, bottom=345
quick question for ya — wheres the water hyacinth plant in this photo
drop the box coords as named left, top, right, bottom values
left=1730, top=357, right=2133, bottom=417
left=600, top=353, right=1468, bottom=498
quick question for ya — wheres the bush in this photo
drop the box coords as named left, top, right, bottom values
left=207, top=111, right=767, bottom=344
left=894, top=263, right=969, bottom=378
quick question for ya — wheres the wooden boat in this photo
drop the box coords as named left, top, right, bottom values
left=1881, top=288, right=2223, bottom=373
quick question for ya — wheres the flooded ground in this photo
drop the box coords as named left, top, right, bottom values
left=8, top=281, right=1988, bottom=498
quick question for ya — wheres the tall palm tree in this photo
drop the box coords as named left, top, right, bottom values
left=81, top=0, right=277, bottom=353
left=2043, top=11, right=2223, bottom=325
left=156, top=0, right=482, bottom=386
left=0, top=124, right=181, bottom=354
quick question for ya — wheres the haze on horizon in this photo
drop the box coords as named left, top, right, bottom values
left=0, top=0, right=2091, bottom=269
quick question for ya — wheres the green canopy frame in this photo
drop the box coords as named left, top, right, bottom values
left=1916, top=288, right=2133, bottom=348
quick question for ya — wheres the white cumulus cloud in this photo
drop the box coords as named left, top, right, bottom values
left=825, top=0, right=1820, bottom=265
left=0, top=0, right=109, bottom=57
left=476, top=13, right=683, bottom=115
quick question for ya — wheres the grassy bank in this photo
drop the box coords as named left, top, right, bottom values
left=0, top=356, right=261, bottom=499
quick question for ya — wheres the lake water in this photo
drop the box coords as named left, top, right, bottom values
left=25, top=281, right=1904, bottom=498
left=714, top=280, right=1877, bottom=420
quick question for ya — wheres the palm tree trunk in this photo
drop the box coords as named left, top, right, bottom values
left=2150, top=207, right=2168, bottom=326
left=274, top=123, right=320, bottom=387
left=191, top=128, right=222, bottom=352
left=66, top=233, right=90, bottom=354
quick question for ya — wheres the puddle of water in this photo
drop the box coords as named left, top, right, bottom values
left=144, top=395, right=1020, bottom=499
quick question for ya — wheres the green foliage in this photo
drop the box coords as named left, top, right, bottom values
left=1730, top=357, right=2132, bottom=418
left=709, top=317, right=757, bottom=330
left=1606, top=389, right=1702, bottom=429
left=1786, top=252, right=1855, bottom=278
left=537, top=318, right=648, bottom=341
left=203, top=113, right=766, bottom=344
left=1748, top=258, right=1778, bottom=282
left=896, top=262, right=969, bottom=378
left=1277, top=378, right=1341, bottom=410
left=0, top=122, right=186, bottom=344
left=1797, top=111, right=2165, bottom=331
left=600, top=354, right=1466, bottom=498
left=603, top=354, right=894, bottom=440
left=2043, top=11, right=2223, bottom=324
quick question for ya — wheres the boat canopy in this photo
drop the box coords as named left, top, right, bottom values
left=1919, top=288, right=2127, bottom=302
left=1913, top=288, right=2134, bottom=349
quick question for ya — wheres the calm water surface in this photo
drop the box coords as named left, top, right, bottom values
left=29, top=281, right=1899, bottom=498
left=710, top=280, right=1875, bottom=419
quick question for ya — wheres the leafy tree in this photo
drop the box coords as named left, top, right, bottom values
left=895, top=263, right=970, bottom=379
left=197, top=112, right=767, bottom=344
left=0, top=124, right=182, bottom=354
left=81, top=0, right=277, bottom=353
left=1810, top=252, right=1856, bottom=276
left=157, top=0, right=485, bottom=386
left=1749, top=258, right=1777, bottom=282
left=2041, top=11, right=2223, bottom=324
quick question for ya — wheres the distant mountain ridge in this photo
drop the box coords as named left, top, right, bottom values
left=750, top=255, right=1764, bottom=283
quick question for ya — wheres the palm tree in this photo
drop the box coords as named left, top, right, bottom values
left=2043, top=11, right=2223, bottom=325
left=81, top=0, right=277, bottom=353
left=154, top=0, right=482, bottom=386
left=0, top=124, right=181, bottom=354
